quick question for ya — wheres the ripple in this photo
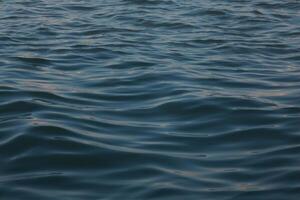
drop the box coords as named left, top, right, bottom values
left=1, top=0, right=300, bottom=199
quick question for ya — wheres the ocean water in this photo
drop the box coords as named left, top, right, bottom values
left=0, top=0, right=300, bottom=199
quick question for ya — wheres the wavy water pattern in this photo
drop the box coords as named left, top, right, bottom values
left=0, top=1, right=300, bottom=199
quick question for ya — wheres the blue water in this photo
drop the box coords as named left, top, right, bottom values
left=1, top=1, right=300, bottom=199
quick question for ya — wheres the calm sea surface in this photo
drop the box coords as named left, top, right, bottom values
left=1, top=1, right=300, bottom=199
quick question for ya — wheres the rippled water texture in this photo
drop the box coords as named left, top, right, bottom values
left=1, top=0, right=300, bottom=199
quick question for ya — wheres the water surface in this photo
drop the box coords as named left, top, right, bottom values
left=1, top=1, right=300, bottom=199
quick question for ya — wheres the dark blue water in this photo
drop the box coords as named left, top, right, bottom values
left=1, top=1, right=300, bottom=199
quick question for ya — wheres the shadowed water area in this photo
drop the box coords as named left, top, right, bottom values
left=1, top=0, right=300, bottom=199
